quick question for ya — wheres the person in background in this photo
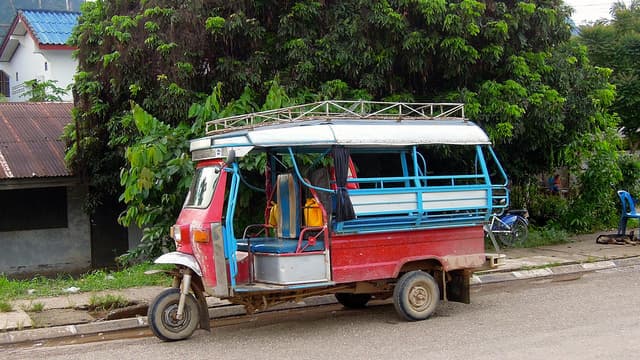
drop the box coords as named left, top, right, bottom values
left=548, top=174, right=561, bottom=195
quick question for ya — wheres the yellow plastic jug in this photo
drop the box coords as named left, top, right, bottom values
left=304, top=198, right=323, bottom=227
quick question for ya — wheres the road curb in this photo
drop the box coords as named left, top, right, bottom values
left=0, top=294, right=338, bottom=346
left=471, top=256, right=640, bottom=285
left=3, top=256, right=640, bottom=346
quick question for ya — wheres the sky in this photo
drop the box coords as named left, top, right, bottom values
left=564, top=0, right=632, bottom=25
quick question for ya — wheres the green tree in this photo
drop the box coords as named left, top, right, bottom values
left=578, top=1, right=640, bottom=150
left=67, top=0, right=622, bottom=259
left=117, top=102, right=201, bottom=261
left=23, top=79, right=68, bottom=102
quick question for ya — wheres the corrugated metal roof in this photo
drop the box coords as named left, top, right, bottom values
left=0, top=102, right=73, bottom=179
left=20, top=9, right=79, bottom=45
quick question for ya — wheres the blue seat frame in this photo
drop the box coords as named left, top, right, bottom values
left=237, top=237, right=325, bottom=254
left=617, top=190, right=640, bottom=235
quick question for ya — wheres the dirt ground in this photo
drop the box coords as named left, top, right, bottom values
left=27, top=303, right=148, bottom=328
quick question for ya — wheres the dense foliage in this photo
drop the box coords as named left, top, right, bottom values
left=66, top=0, right=625, bottom=260
left=578, top=1, right=640, bottom=150
left=569, top=1, right=640, bottom=231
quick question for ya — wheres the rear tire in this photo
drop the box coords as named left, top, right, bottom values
left=497, top=217, right=528, bottom=247
left=148, top=288, right=200, bottom=341
left=393, top=271, right=439, bottom=321
left=335, top=293, right=372, bottom=308
left=496, top=232, right=513, bottom=247
left=509, top=217, right=529, bottom=246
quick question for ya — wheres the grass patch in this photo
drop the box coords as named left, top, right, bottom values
left=0, top=262, right=172, bottom=301
left=520, top=226, right=570, bottom=248
left=22, top=302, right=45, bottom=312
left=0, top=299, right=12, bottom=312
left=485, top=225, right=571, bottom=250
left=88, top=294, right=130, bottom=312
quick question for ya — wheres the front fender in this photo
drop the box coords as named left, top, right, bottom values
left=154, top=252, right=203, bottom=277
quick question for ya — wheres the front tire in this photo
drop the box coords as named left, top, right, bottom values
left=335, top=293, right=372, bottom=308
left=393, top=271, right=440, bottom=321
left=148, top=288, right=200, bottom=341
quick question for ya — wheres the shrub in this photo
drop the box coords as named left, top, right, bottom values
left=617, top=153, right=640, bottom=196
left=511, top=184, right=569, bottom=227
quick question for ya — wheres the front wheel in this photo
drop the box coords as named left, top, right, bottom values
left=148, top=288, right=200, bottom=341
left=393, top=271, right=440, bottom=321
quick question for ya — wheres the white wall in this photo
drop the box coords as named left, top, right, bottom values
left=0, top=32, right=76, bottom=102
left=43, top=49, right=77, bottom=100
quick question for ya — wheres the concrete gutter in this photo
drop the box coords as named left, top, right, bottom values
left=3, top=255, right=640, bottom=346
left=472, top=256, right=640, bottom=285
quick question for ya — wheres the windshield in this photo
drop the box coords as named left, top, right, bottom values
left=184, top=166, right=221, bottom=208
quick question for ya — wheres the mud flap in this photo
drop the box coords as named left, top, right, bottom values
left=190, top=278, right=211, bottom=332
left=194, top=291, right=211, bottom=332
left=446, top=270, right=471, bottom=304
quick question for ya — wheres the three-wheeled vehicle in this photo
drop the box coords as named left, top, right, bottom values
left=147, top=101, right=509, bottom=341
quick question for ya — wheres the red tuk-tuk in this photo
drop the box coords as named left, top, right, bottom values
left=147, top=101, right=508, bottom=341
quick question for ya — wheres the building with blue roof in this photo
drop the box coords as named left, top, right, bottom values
left=20, top=9, right=80, bottom=46
left=0, top=5, right=136, bottom=276
left=0, top=9, right=80, bottom=101
left=0, top=0, right=85, bottom=45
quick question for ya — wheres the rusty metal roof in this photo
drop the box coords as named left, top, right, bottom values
left=0, top=102, right=73, bottom=179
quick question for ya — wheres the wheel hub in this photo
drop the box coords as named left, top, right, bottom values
left=409, top=284, right=430, bottom=310
left=163, top=303, right=189, bottom=330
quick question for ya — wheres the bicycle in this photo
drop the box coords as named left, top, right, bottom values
left=486, top=209, right=529, bottom=247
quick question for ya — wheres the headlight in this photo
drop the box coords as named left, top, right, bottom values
left=170, top=225, right=182, bottom=242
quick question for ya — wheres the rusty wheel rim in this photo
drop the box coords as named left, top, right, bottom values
left=408, top=281, right=432, bottom=312
left=162, top=303, right=191, bottom=332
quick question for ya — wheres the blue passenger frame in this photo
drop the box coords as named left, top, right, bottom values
left=286, top=145, right=509, bottom=234
left=223, top=144, right=509, bottom=283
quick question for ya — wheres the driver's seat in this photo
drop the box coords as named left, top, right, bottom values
left=276, top=174, right=300, bottom=239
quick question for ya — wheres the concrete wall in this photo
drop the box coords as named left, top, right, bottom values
left=0, top=185, right=91, bottom=276
left=128, top=225, right=143, bottom=250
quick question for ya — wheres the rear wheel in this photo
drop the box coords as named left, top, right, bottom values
left=508, top=217, right=529, bottom=246
left=335, top=293, right=372, bottom=308
left=393, top=271, right=439, bottom=321
left=148, top=288, right=200, bottom=341
left=497, top=217, right=528, bottom=247
left=495, top=232, right=513, bottom=247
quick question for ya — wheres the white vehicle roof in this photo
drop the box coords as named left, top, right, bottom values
left=189, top=101, right=491, bottom=157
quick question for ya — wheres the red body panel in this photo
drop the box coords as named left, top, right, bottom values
left=174, top=160, right=227, bottom=289
left=330, top=226, right=485, bottom=283
left=232, top=253, right=250, bottom=284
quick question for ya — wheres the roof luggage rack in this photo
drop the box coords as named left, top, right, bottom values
left=205, top=100, right=466, bottom=135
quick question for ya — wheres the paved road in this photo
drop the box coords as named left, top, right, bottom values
left=5, top=266, right=640, bottom=360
